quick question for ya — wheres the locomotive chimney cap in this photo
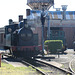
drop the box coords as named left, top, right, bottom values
left=9, top=19, right=13, bottom=25
left=19, top=15, right=23, bottom=22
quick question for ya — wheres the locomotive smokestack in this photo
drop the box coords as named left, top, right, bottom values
left=19, top=15, right=23, bottom=22
left=26, top=9, right=30, bottom=16
left=9, top=19, right=13, bottom=25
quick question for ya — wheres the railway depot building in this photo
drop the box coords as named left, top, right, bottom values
left=27, top=10, right=75, bottom=49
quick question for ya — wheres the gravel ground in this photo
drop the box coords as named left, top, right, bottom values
left=38, top=64, right=69, bottom=75
left=44, top=49, right=75, bottom=72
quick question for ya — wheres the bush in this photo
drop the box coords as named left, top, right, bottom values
left=44, top=40, right=63, bottom=53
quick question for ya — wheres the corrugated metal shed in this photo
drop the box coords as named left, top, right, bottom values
left=29, top=10, right=75, bottom=20
left=27, top=10, right=75, bottom=27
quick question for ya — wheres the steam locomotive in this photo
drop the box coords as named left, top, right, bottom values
left=0, top=19, right=42, bottom=58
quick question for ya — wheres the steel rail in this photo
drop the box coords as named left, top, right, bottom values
left=21, top=60, right=47, bottom=75
left=4, top=54, right=73, bottom=75
left=69, top=58, right=75, bottom=74
left=36, top=59, right=73, bottom=75
left=3, top=55, right=47, bottom=75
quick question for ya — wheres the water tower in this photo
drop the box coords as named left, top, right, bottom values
left=27, top=0, right=54, bottom=10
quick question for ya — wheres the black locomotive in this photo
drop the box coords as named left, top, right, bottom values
left=4, top=19, right=42, bottom=58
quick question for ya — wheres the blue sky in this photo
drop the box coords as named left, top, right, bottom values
left=0, top=0, right=75, bottom=27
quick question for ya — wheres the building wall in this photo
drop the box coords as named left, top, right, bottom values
left=27, top=10, right=75, bottom=48
left=63, top=27, right=75, bottom=48
left=31, top=27, right=42, bottom=45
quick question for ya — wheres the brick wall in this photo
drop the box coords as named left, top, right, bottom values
left=63, top=27, right=75, bottom=48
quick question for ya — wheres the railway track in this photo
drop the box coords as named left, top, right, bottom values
left=3, top=55, right=46, bottom=75
left=3, top=54, right=73, bottom=75
left=69, top=57, right=75, bottom=75
left=21, top=58, right=73, bottom=75
left=35, top=59, right=73, bottom=75
left=21, top=60, right=47, bottom=75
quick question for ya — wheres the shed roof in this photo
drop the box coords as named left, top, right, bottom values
left=29, top=10, right=75, bottom=20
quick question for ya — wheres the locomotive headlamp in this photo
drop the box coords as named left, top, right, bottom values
left=8, top=28, right=12, bottom=33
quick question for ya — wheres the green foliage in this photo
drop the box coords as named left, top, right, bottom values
left=44, top=40, right=63, bottom=53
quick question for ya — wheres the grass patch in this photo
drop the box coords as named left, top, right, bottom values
left=0, top=62, right=39, bottom=75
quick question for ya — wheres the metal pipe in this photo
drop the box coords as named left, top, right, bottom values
left=61, top=5, right=68, bottom=20
left=42, top=25, right=44, bottom=56
left=41, top=9, right=45, bottom=56
left=47, top=15, right=50, bottom=40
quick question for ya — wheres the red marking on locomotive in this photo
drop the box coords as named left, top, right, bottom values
left=12, top=45, right=42, bottom=51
